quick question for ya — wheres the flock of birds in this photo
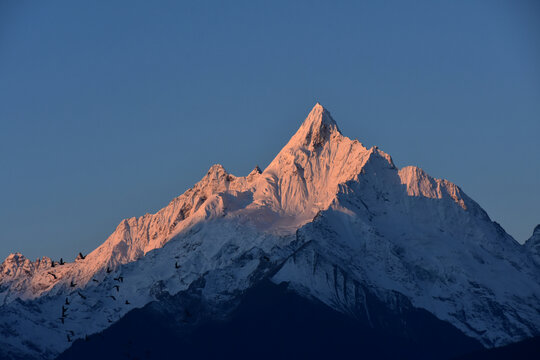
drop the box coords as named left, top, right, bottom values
left=46, top=252, right=271, bottom=344
left=45, top=253, right=185, bottom=344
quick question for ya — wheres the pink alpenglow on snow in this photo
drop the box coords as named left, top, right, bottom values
left=0, top=104, right=539, bottom=359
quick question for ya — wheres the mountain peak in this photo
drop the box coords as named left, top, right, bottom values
left=288, top=103, right=341, bottom=150
left=526, top=224, right=540, bottom=246
left=250, top=165, right=262, bottom=175
left=526, top=224, right=540, bottom=264
left=199, top=164, right=232, bottom=186
left=208, top=163, right=226, bottom=172
left=304, top=102, right=339, bottom=131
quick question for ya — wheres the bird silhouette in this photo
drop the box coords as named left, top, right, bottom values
left=125, top=300, right=130, bottom=305
left=175, top=262, right=181, bottom=269
left=106, top=267, right=112, bottom=274
left=109, top=295, right=116, bottom=301
left=107, top=319, right=113, bottom=323
left=51, top=261, right=56, bottom=268
left=70, top=280, right=76, bottom=288
left=113, top=276, right=123, bottom=282
left=263, top=256, right=270, bottom=262
left=113, top=285, right=120, bottom=292
left=59, top=258, right=65, bottom=265
left=92, top=279, right=99, bottom=283
left=65, top=298, right=70, bottom=305
left=78, top=252, right=86, bottom=260
left=77, top=291, right=87, bottom=300
left=47, top=272, right=57, bottom=279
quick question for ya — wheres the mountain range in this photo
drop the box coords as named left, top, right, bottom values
left=1, top=103, right=539, bottom=359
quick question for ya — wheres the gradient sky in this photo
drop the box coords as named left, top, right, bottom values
left=1, top=0, right=539, bottom=262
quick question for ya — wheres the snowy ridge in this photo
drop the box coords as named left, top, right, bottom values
left=0, top=163, right=260, bottom=304
left=0, top=103, right=539, bottom=359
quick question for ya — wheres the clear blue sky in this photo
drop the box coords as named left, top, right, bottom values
left=1, top=0, right=539, bottom=261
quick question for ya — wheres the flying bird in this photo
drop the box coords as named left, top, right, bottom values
left=65, top=298, right=70, bottom=305
left=109, top=295, right=116, bottom=301
left=47, top=272, right=57, bottom=279
left=113, top=285, right=120, bottom=292
left=113, top=276, right=123, bottom=282
left=77, top=292, right=87, bottom=300
left=77, top=252, right=86, bottom=260
left=106, top=267, right=112, bottom=274
left=92, top=279, right=99, bottom=283
left=125, top=300, right=130, bottom=305
left=59, top=258, right=65, bottom=265
left=51, top=261, right=56, bottom=268
left=262, top=256, right=270, bottom=262
left=70, top=280, right=76, bottom=288
left=175, top=262, right=181, bottom=269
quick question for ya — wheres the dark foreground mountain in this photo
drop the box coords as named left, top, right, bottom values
left=1, top=104, right=539, bottom=359
left=456, top=336, right=540, bottom=359
left=58, top=280, right=482, bottom=360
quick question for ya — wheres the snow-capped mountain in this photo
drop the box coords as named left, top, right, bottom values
left=1, top=104, right=539, bottom=359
